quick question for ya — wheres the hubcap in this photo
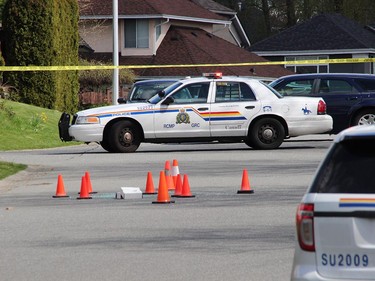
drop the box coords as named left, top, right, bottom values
left=259, top=124, right=277, bottom=144
left=358, top=114, right=375, bottom=125
left=121, top=129, right=133, bottom=145
left=262, top=128, right=274, bottom=140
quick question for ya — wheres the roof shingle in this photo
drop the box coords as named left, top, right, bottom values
left=79, top=0, right=226, bottom=21
left=82, top=26, right=292, bottom=78
left=250, top=13, right=375, bottom=52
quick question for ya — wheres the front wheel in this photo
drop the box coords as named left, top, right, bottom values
left=100, top=133, right=115, bottom=152
left=248, top=118, right=285, bottom=149
left=352, top=110, right=375, bottom=126
left=109, top=120, right=141, bottom=153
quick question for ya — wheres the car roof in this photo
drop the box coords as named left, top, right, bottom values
left=335, top=125, right=375, bottom=143
left=276, top=73, right=375, bottom=80
left=178, top=76, right=256, bottom=84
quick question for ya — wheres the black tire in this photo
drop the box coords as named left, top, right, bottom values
left=100, top=133, right=115, bottom=152
left=248, top=118, right=285, bottom=149
left=352, top=109, right=375, bottom=126
left=109, top=120, right=141, bottom=153
left=244, top=138, right=254, bottom=148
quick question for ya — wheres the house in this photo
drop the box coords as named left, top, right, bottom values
left=78, top=0, right=292, bottom=80
left=250, top=13, right=375, bottom=74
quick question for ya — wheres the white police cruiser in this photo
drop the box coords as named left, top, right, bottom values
left=59, top=73, right=333, bottom=152
left=292, top=125, right=375, bottom=280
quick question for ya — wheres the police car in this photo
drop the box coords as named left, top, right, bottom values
left=292, top=125, right=375, bottom=281
left=58, top=73, right=333, bottom=152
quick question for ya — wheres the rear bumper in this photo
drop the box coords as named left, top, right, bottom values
left=288, top=115, right=333, bottom=136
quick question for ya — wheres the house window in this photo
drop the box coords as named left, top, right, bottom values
left=155, top=19, right=161, bottom=41
left=285, top=56, right=329, bottom=74
left=125, top=19, right=149, bottom=48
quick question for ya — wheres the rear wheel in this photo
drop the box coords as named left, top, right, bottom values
left=109, top=120, right=141, bottom=153
left=353, top=110, right=375, bottom=126
left=248, top=118, right=285, bottom=149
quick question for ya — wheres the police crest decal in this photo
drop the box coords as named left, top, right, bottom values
left=176, top=108, right=190, bottom=124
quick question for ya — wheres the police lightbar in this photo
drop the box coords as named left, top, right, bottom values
left=203, top=72, right=222, bottom=79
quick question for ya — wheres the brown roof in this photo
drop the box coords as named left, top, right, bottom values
left=79, top=0, right=226, bottom=21
left=81, top=26, right=292, bottom=78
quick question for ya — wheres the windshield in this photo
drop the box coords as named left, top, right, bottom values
left=130, top=81, right=176, bottom=101
left=148, top=82, right=183, bottom=104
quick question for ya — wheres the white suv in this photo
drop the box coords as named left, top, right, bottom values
left=292, top=125, right=375, bottom=280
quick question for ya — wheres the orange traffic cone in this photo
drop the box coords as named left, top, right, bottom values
left=85, top=171, right=97, bottom=194
left=152, top=171, right=174, bottom=204
left=237, top=169, right=254, bottom=194
left=164, top=160, right=175, bottom=190
left=171, top=159, right=180, bottom=185
left=144, top=171, right=157, bottom=195
left=77, top=176, right=92, bottom=199
left=167, top=174, right=175, bottom=190
left=172, top=174, right=183, bottom=197
left=164, top=160, right=171, bottom=177
left=176, top=174, right=195, bottom=198
left=53, top=174, right=69, bottom=198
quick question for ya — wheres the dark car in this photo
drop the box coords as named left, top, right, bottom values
left=269, top=73, right=375, bottom=134
left=118, top=79, right=178, bottom=104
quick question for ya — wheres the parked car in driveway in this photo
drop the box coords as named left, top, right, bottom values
left=269, top=73, right=375, bottom=134
left=59, top=73, right=332, bottom=152
left=118, top=79, right=178, bottom=104
left=291, top=125, right=375, bottom=281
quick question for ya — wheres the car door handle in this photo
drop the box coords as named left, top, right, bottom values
left=198, top=107, right=209, bottom=111
left=245, top=106, right=255, bottom=109
left=348, top=96, right=359, bottom=101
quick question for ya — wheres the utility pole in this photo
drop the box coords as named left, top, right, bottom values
left=112, top=0, right=119, bottom=105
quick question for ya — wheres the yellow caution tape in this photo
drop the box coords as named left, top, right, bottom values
left=0, top=57, right=374, bottom=71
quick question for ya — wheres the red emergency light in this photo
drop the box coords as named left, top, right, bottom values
left=203, top=72, right=222, bottom=79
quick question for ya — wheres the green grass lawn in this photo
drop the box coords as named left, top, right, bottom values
left=0, top=99, right=80, bottom=180
left=0, top=161, right=27, bottom=180
left=0, top=99, right=78, bottom=150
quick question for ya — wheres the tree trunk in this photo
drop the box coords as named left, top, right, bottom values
left=286, top=0, right=297, bottom=27
left=261, top=0, right=271, bottom=34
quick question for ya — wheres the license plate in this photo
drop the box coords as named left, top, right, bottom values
left=320, top=253, right=370, bottom=267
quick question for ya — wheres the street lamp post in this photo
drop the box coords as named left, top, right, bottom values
left=112, top=0, right=119, bottom=105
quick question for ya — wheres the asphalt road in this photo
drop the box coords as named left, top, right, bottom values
left=0, top=135, right=334, bottom=281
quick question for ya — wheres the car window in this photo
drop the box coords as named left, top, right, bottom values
left=273, top=79, right=314, bottom=96
left=170, top=82, right=210, bottom=104
left=354, top=78, right=375, bottom=92
left=318, top=79, right=356, bottom=94
left=215, top=82, right=255, bottom=102
left=310, top=139, right=375, bottom=193
left=130, top=81, right=176, bottom=101
left=148, top=82, right=182, bottom=104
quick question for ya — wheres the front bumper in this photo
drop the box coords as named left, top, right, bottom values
left=58, top=113, right=73, bottom=141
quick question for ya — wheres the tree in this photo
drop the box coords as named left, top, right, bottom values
left=217, top=0, right=375, bottom=43
left=2, top=0, right=79, bottom=113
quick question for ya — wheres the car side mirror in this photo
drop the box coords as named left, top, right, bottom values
left=157, top=90, right=165, bottom=98
left=117, top=97, right=127, bottom=104
left=162, top=96, right=174, bottom=105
